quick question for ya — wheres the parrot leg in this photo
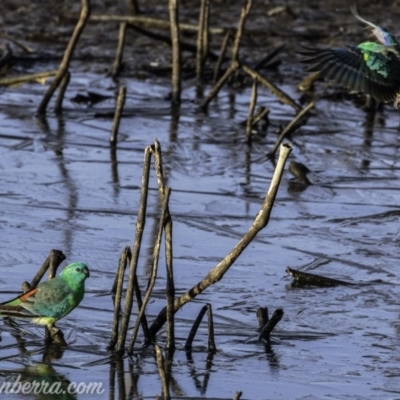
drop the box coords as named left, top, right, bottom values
left=46, top=324, right=67, bottom=346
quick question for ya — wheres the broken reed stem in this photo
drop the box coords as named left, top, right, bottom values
left=298, top=71, right=321, bottom=91
left=128, top=187, right=172, bottom=353
left=108, top=246, right=130, bottom=350
left=109, top=361, right=116, bottom=400
left=206, top=303, right=217, bottom=353
left=148, top=143, right=292, bottom=339
left=111, top=247, right=151, bottom=347
left=151, top=140, right=168, bottom=197
left=22, top=249, right=66, bottom=292
left=115, top=247, right=137, bottom=353
left=127, top=0, right=140, bottom=15
left=213, top=30, right=232, bottom=84
left=25, top=250, right=65, bottom=343
left=90, top=14, right=225, bottom=34
left=233, top=391, right=243, bottom=400
left=185, top=305, right=207, bottom=350
left=246, top=78, right=258, bottom=144
left=54, top=71, right=70, bottom=114
left=202, top=0, right=210, bottom=65
left=258, top=309, right=284, bottom=341
left=241, top=64, right=301, bottom=112
left=0, top=33, right=34, bottom=53
left=231, top=0, right=252, bottom=62
left=0, top=71, right=57, bottom=86
left=0, top=44, right=13, bottom=71
left=115, top=146, right=152, bottom=353
left=253, top=44, right=285, bottom=71
left=200, top=60, right=240, bottom=111
left=267, top=101, right=314, bottom=158
left=155, top=345, right=170, bottom=400
left=129, top=24, right=219, bottom=61
left=256, top=306, right=269, bottom=341
left=133, top=271, right=151, bottom=343
left=110, top=85, right=127, bottom=146
left=196, top=0, right=210, bottom=81
left=165, top=207, right=175, bottom=352
left=37, top=0, right=91, bottom=115
left=256, top=307, right=269, bottom=328
left=251, top=106, right=270, bottom=127
left=111, top=247, right=129, bottom=296
left=47, top=253, right=63, bottom=280
left=149, top=140, right=175, bottom=351
left=111, top=22, right=128, bottom=79
left=115, top=359, right=126, bottom=399
left=169, top=0, right=181, bottom=104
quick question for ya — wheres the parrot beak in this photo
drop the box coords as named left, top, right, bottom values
left=84, top=268, right=90, bottom=278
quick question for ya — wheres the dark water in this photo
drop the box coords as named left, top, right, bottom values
left=1, top=1, right=400, bottom=399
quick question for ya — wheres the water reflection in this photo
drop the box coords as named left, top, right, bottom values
left=185, top=350, right=214, bottom=395
left=0, top=336, right=77, bottom=400
left=0, top=362, right=77, bottom=400
left=361, top=108, right=375, bottom=170
left=264, top=342, right=280, bottom=370
left=109, top=358, right=126, bottom=400
left=110, top=146, right=120, bottom=198
left=169, top=103, right=180, bottom=143
left=34, top=114, right=78, bottom=255
left=3, top=2, right=400, bottom=397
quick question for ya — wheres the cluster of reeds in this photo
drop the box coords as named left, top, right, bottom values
left=0, top=0, right=315, bottom=151
left=105, top=139, right=291, bottom=399
left=0, top=1, right=309, bottom=397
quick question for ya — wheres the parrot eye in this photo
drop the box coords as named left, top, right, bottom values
left=76, top=267, right=81, bottom=272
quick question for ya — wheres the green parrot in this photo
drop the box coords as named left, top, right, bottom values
left=300, top=8, right=400, bottom=106
left=0, top=262, right=89, bottom=329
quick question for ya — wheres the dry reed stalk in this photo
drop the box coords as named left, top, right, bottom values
left=110, top=86, right=127, bottom=146
left=0, top=71, right=57, bottom=86
left=37, top=0, right=91, bottom=115
left=115, top=146, right=152, bottom=352
left=54, top=71, right=70, bottom=114
left=111, top=22, right=128, bottom=79
left=22, top=249, right=66, bottom=292
left=169, top=0, right=181, bottom=104
left=246, top=78, right=258, bottom=144
left=213, top=30, right=232, bottom=84
left=108, top=246, right=130, bottom=350
left=258, top=309, right=284, bottom=341
left=148, top=143, right=293, bottom=339
left=196, top=0, right=210, bottom=81
left=200, top=60, right=240, bottom=110
left=267, top=101, right=314, bottom=157
left=128, top=186, right=171, bottom=352
left=155, top=344, right=170, bottom=400
left=90, top=14, right=225, bottom=34
left=231, top=0, right=252, bottom=63
left=241, top=64, right=301, bottom=111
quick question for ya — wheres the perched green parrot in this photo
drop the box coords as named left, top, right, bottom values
left=300, top=8, right=400, bottom=106
left=0, top=262, right=89, bottom=329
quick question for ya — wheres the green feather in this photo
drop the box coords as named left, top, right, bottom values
left=357, top=43, right=390, bottom=78
left=300, top=10, right=400, bottom=105
left=0, top=262, right=89, bottom=326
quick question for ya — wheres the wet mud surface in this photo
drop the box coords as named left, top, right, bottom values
left=1, top=0, right=400, bottom=399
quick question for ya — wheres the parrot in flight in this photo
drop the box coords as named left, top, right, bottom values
left=300, top=7, right=400, bottom=107
left=0, top=262, right=89, bottom=330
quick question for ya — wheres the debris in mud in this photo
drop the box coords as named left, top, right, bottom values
left=257, top=306, right=284, bottom=342
left=286, top=267, right=353, bottom=287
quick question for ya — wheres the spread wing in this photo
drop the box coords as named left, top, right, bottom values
left=300, top=45, right=400, bottom=102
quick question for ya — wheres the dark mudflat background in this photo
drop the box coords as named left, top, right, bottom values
left=1, top=1, right=400, bottom=399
